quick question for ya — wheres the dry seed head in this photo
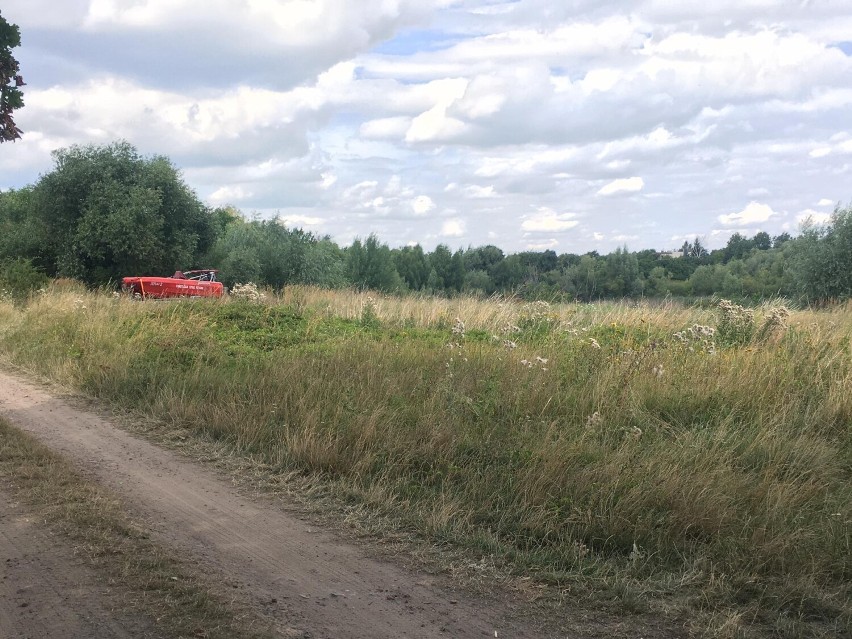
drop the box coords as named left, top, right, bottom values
left=585, top=411, right=603, bottom=428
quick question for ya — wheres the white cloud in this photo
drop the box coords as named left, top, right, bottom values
left=280, top=214, right=323, bottom=227
left=526, top=239, right=559, bottom=250
left=209, top=185, right=253, bottom=204
left=817, top=198, right=835, bottom=206
left=464, top=185, right=497, bottom=199
left=360, top=117, right=411, bottom=140
left=718, top=202, right=779, bottom=226
left=597, top=177, right=645, bottom=196
left=411, top=195, right=436, bottom=216
left=440, top=218, right=466, bottom=237
left=520, top=208, right=579, bottom=233
left=796, top=209, right=832, bottom=226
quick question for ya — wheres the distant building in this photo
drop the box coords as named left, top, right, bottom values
left=660, top=250, right=684, bottom=259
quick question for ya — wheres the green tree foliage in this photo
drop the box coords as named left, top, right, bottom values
left=0, top=257, right=48, bottom=298
left=25, top=141, right=217, bottom=284
left=205, top=217, right=346, bottom=289
left=0, top=187, right=41, bottom=265
left=2, top=138, right=851, bottom=303
left=789, top=206, right=852, bottom=301
left=347, top=234, right=403, bottom=293
left=0, top=11, right=25, bottom=142
left=393, top=244, right=430, bottom=291
left=603, top=247, right=642, bottom=296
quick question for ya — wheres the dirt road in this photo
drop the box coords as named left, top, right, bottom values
left=0, top=371, right=551, bottom=638
left=0, top=496, right=160, bottom=639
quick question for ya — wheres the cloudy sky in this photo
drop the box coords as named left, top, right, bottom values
left=2, top=1, right=851, bottom=254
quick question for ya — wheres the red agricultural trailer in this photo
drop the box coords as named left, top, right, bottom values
left=121, top=269, right=224, bottom=299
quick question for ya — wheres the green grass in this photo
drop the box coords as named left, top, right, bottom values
left=0, top=288, right=849, bottom=638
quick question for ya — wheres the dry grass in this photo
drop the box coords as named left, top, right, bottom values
left=0, top=417, right=276, bottom=639
left=0, top=285, right=850, bottom=638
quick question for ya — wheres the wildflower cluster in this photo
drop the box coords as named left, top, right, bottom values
left=717, top=299, right=755, bottom=346
left=493, top=316, right=521, bottom=349
left=673, top=324, right=717, bottom=354
left=516, top=300, right=559, bottom=333
left=73, top=298, right=87, bottom=311
left=757, top=305, right=791, bottom=341
left=519, top=356, right=549, bottom=371
left=445, top=316, right=468, bottom=376
left=231, top=282, right=266, bottom=302
left=451, top=316, right=465, bottom=338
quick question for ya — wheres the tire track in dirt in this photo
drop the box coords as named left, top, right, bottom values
left=0, top=497, right=158, bottom=639
left=0, top=371, right=552, bottom=638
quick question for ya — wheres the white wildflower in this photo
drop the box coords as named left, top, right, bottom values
left=231, top=282, right=266, bottom=302
left=452, top=317, right=466, bottom=337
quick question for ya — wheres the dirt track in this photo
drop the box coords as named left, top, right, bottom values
left=0, top=496, right=159, bottom=639
left=0, top=371, right=552, bottom=638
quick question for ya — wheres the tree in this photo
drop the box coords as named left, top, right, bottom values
left=347, top=235, right=403, bottom=293
left=428, top=244, right=454, bottom=293
left=752, top=231, right=771, bottom=251
left=0, top=11, right=25, bottom=142
left=789, top=206, right=852, bottom=301
left=603, top=246, right=642, bottom=296
left=772, top=232, right=792, bottom=249
left=393, top=245, right=430, bottom=291
left=464, top=245, right=504, bottom=274
left=30, top=141, right=217, bottom=284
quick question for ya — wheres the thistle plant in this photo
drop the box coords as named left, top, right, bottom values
left=757, top=305, right=791, bottom=342
left=716, top=299, right=755, bottom=346
left=673, top=324, right=716, bottom=354
left=230, top=282, right=266, bottom=302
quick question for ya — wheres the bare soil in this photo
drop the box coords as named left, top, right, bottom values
left=0, top=496, right=159, bottom=639
left=0, top=371, right=562, bottom=638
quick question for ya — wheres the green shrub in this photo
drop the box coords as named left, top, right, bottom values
left=0, top=258, right=49, bottom=299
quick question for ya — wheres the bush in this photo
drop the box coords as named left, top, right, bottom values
left=0, top=258, right=49, bottom=299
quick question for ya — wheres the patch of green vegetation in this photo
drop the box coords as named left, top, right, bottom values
left=0, top=291, right=849, bottom=638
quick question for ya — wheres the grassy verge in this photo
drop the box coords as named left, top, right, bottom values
left=0, top=286, right=850, bottom=638
left=0, top=417, right=275, bottom=639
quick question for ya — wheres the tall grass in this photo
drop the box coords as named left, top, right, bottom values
left=0, top=285, right=849, bottom=638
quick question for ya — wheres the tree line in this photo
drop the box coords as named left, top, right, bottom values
left=1, top=141, right=850, bottom=303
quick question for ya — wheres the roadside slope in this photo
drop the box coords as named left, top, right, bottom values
left=0, top=370, right=556, bottom=639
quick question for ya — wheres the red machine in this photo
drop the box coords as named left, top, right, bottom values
left=121, top=269, right=224, bottom=299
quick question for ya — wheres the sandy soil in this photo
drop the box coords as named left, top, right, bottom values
left=0, top=371, right=563, bottom=638
left=0, top=496, right=160, bottom=639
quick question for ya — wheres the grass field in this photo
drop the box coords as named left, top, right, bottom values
left=0, top=284, right=849, bottom=638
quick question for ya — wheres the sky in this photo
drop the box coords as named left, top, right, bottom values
left=1, top=0, right=851, bottom=254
